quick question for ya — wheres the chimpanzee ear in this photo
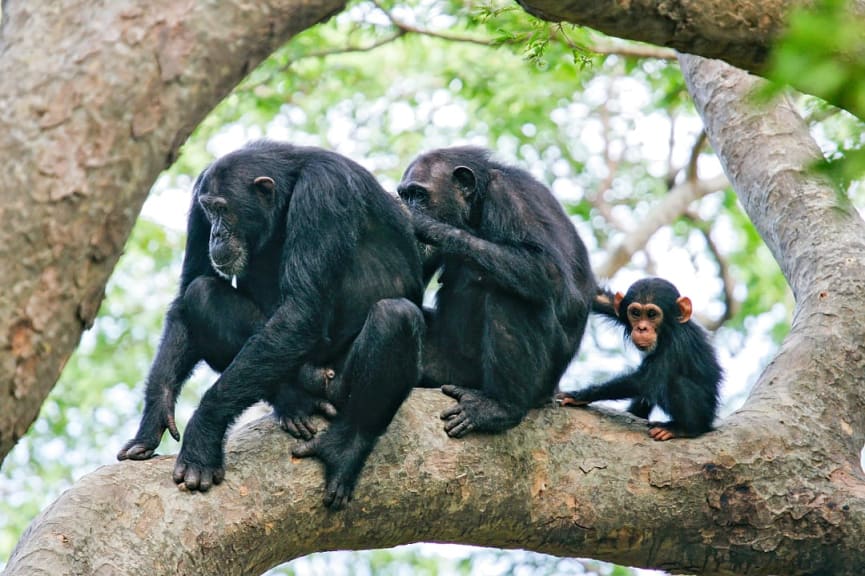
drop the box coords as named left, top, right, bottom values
left=676, top=296, right=693, bottom=323
left=613, top=292, right=625, bottom=316
left=452, top=166, right=477, bottom=200
left=253, top=176, right=275, bottom=194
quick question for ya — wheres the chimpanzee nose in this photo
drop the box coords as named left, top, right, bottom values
left=199, top=195, right=228, bottom=215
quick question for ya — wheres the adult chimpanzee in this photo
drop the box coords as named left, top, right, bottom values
left=397, top=146, right=596, bottom=438
left=558, top=278, right=723, bottom=440
left=117, top=140, right=425, bottom=509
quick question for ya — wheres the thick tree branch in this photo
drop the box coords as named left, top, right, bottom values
left=0, top=0, right=346, bottom=465
left=516, top=0, right=865, bottom=119
left=6, top=390, right=865, bottom=576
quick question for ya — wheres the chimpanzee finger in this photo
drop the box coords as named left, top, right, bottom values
left=649, top=427, right=675, bottom=441
left=440, top=403, right=463, bottom=420
left=167, top=414, right=180, bottom=442
left=316, top=400, right=338, bottom=419
left=440, top=384, right=466, bottom=401
left=555, top=394, right=588, bottom=408
left=280, top=416, right=315, bottom=440
left=117, top=441, right=156, bottom=461
left=292, top=436, right=321, bottom=458
left=444, top=414, right=473, bottom=438
left=324, top=480, right=351, bottom=510
left=172, top=461, right=186, bottom=484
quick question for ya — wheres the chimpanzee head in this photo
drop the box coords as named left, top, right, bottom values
left=613, top=278, right=692, bottom=353
left=193, top=149, right=285, bottom=279
left=397, top=146, right=492, bottom=229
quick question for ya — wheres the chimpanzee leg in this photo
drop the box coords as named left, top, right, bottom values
left=292, top=298, right=424, bottom=509
left=417, top=307, right=480, bottom=389
left=627, top=397, right=653, bottom=419
left=440, top=298, right=554, bottom=438
left=118, top=276, right=261, bottom=461
left=651, top=376, right=715, bottom=441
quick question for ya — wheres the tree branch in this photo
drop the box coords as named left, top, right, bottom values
left=6, top=390, right=865, bottom=575
left=516, top=0, right=865, bottom=119
left=0, top=0, right=347, bottom=466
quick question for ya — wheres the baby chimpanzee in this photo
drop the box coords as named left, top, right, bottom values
left=558, top=277, right=722, bottom=440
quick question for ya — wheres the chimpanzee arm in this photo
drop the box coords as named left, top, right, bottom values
left=592, top=287, right=620, bottom=321
left=118, top=201, right=214, bottom=460
left=558, top=372, right=642, bottom=406
left=409, top=209, right=556, bottom=303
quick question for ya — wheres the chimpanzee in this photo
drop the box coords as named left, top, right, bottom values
left=557, top=277, right=723, bottom=440
left=117, top=140, right=425, bottom=509
left=397, top=146, right=596, bottom=437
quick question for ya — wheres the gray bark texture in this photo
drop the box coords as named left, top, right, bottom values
left=516, top=0, right=865, bottom=120
left=0, top=0, right=346, bottom=464
left=4, top=2, right=865, bottom=575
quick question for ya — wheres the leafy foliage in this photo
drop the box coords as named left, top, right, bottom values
left=765, top=0, right=865, bottom=184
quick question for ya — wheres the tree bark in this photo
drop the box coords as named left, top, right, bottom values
left=0, top=0, right=346, bottom=465
left=516, top=0, right=865, bottom=119
left=5, top=386, right=865, bottom=576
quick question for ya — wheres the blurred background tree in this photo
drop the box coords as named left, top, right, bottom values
left=2, top=0, right=863, bottom=573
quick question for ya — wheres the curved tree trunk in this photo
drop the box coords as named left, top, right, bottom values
left=516, top=0, right=865, bottom=120
left=0, top=0, right=346, bottom=464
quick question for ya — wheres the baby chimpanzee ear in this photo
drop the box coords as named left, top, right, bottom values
left=613, top=292, right=625, bottom=316
left=676, top=296, right=693, bottom=323
left=452, top=166, right=477, bottom=200
left=253, top=176, right=275, bottom=194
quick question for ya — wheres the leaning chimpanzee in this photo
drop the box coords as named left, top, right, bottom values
left=397, top=146, right=596, bottom=437
left=117, top=140, right=425, bottom=509
left=558, top=277, right=723, bottom=440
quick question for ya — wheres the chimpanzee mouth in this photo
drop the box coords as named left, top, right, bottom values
left=210, top=253, right=247, bottom=279
left=209, top=240, right=247, bottom=279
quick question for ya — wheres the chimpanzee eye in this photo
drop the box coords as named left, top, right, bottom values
left=399, top=184, right=429, bottom=204
left=647, top=309, right=658, bottom=319
left=629, top=308, right=641, bottom=318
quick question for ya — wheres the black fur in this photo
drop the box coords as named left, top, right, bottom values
left=563, top=278, right=722, bottom=438
left=118, top=140, right=425, bottom=508
left=398, top=146, right=596, bottom=437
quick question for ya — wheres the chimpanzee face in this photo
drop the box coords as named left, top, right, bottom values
left=613, top=278, right=693, bottom=354
left=622, top=299, right=664, bottom=352
left=398, top=156, right=480, bottom=228
left=195, top=163, right=276, bottom=279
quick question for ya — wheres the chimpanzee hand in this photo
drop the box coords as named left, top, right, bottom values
left=440, top=385, right=521, bottom=438
left=554, top=391, right=589, bottom=408
left=407, top=206, right=452, bottom=247
left=117, top=393, right=180, bottom=461
left=273, top=384, right=338, bottom=441
left=172, top=412, right=225, bottom=492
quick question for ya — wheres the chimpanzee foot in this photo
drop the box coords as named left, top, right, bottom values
left=292, top=426, right=376, bottom=510
left=648, top=424, right=677, bottom=441
left=440, top=385, right=522, bottom=438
